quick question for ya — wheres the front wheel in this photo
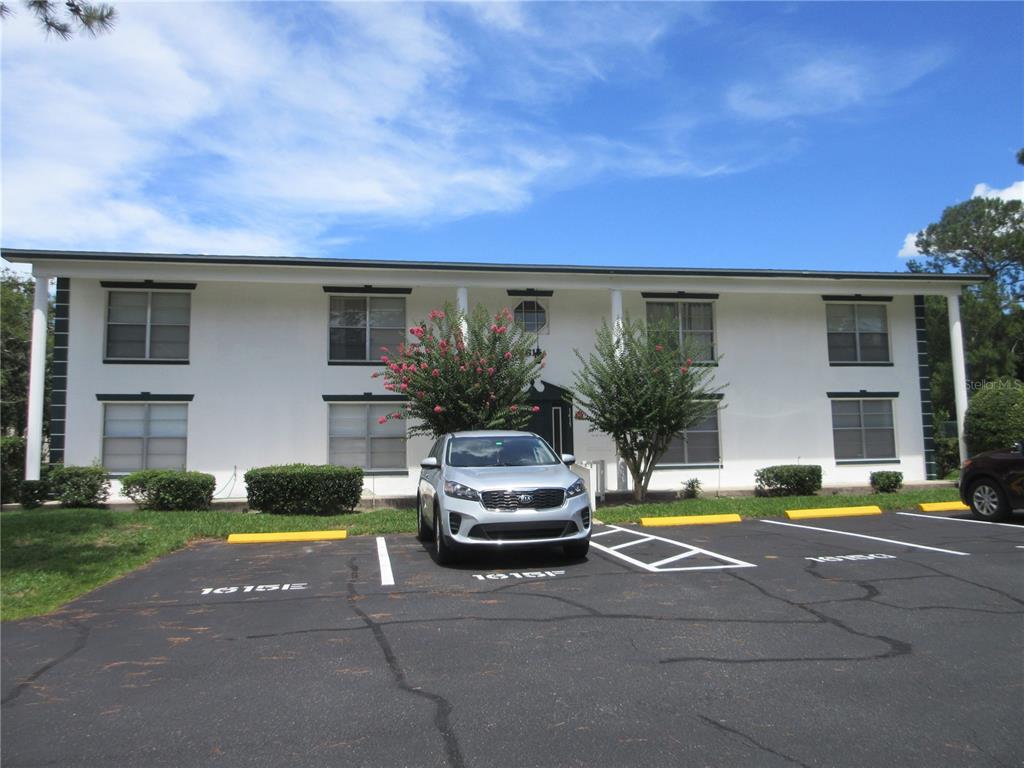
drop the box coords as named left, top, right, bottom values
left=433, top=506, right=456, bottom=565
left=968, top=478, right=1011, bottom=522
left=415, top=496, right=432, bottom=542
left=563, top=538, right=590, bottom=559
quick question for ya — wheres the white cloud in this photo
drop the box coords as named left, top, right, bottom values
left=972, top=180, right=1024, bottom=202
left=726, top=46, right=947, bottom=121
left=1, top=3, right=949, bottom=256
left=4, top=2, right=713, bottom=254
left=897, top=177, right=1022, bottom=258
left=898, top=232, right=922, bottom=259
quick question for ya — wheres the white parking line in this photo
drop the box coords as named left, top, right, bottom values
left=376, top=537, right=395, bottom=586
left=897, top=512, right=1024, bottom=530
left=649, top=550, right=699, bottom=568
left=608, top=537, right=655, bottom=551
left=590, top=524, right=756, bottom=572
left=760, top=520, right=970, bottom=556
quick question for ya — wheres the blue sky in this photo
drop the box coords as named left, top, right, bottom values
left=2, top=1, right=1021, bottom=273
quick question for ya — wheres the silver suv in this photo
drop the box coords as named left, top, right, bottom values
left=416, top=431, right=592, bottom=564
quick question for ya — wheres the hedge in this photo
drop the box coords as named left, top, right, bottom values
left=964, top=378, right=1024, bottom=456
left=47, top=464, right=110, bottom=507
left=1, top=436, right=26, bottom=502
left=754, top=464, right=822, bottom=497
left=870, top=471, right=903, bottom=494
left=17, top=479, right=48, bottom=508
left=122, top=469, right=216, bottom=510
left=244, top=464, right=363, bottom=515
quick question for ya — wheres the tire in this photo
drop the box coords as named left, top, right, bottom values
left=433, top=505, right=455, bottom=565
left=968, top=478, right=1011, bottom=522
left=563, top=538, right=590, bottom=559
left=415, top=495, right=432, bottom=542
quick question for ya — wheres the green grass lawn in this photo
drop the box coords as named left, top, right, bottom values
left=1, top=485, right=961, bottom=621
left=597, top=486, right=962, bottom=525
left=0, top=506, right=417, bottom=621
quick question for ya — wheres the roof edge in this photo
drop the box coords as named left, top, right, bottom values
left=0, top=247, right=989, bottom=283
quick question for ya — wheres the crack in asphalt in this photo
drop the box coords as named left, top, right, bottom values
left=697, top=714, right=812, bottom=768
left=2, top=620, right=90, bottom=706
left=345, top=559, right=465, bottom=768
left=660, top=570, right=912, bottom=666
left=799, top=566, right=1024, bottom=615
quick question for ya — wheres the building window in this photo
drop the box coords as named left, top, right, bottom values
left=329, top=403, right=406, bottom=470
left=831, top=399, right=896, bottom=461
left=514, top=300, right=548, bottom=333
left=102, top=403, right=188, bottom=472
left=329, top=296, right=406, bottom=362
left=659, top=409, right=721, bottom=466
left=826, top=304, right=890, bottom=363
left=106, top=291, right=190, bottom=361
left=646, top=301, right=715, bottom=362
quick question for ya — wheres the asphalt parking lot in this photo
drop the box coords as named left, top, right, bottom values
left=3, top=510, right=1023, bottom=768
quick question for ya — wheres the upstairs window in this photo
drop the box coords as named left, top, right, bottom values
left=329, top=296, right=406, bottom=362
left=826, top=304, right=890, bottom=363
left=646, top=301, right=715, bottom=362
left=106, top=291, right=190, bottom=361
left=514, top=300, right=548, bottom=333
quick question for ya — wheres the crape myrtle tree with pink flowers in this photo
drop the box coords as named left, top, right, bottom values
left=375, top=304, right=546, bottom=438
left=572, top=316, right=724, bottom=503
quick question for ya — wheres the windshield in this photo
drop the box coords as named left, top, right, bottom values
left=447, top=436, right=560, bottom=468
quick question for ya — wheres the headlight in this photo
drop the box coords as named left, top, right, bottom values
left=443, top=480, right=480, bottom=501
left=566, top=478, right=586, bottom=498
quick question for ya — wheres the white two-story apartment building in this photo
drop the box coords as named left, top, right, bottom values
left=6, top=249, right=981, bottom=500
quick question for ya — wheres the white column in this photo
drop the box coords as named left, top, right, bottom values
left=456, top=286, right=468, bottom=337
left=947, top=292, right=969, bottom=462
left=25, top=274, right=52, bottom=481
left=610, top=289, right=623, bottom=349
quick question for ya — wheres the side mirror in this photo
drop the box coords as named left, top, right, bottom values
left=420, top=457, right=439, bottom=469
left=560, top=453, right=576, bottom=465
left=1016, top=441, right=1024, bottom=455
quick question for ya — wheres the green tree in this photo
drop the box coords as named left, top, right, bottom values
left=909, top=196, right=1023, bottom=304
left=377, top=304, right=546, bottom=438
left=1, top=270, right=34, bottom=436
left=1, top=270, right=53, bottom=450
left=0, top=0, right=116, bottom=38
left=907, top=156, right=1024, bottom=469
left=964, top=378, right=1024, bottom=454
left=571, top=316, right=723, bottom=503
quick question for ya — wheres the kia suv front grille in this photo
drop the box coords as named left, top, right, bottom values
left=480, top=488, right=566, bottom=511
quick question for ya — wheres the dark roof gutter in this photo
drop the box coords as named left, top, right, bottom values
left=1, top=248, right=988, bottom=283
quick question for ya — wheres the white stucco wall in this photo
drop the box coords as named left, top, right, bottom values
left=58, top=268, right=935, bottom=501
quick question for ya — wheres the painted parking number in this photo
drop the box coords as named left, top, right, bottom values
left=472, top=571, right=565, bottom=580
left=200, top=583, right=308, bottom=595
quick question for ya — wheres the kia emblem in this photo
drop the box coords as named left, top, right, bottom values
left=518, top=494, right=533, bottom=504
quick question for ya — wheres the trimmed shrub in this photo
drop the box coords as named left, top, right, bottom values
left=964, top=378, right=1024, bottom=456
left=48, top=464, right=110, bottom=507
left=1, top=436, right=26, bottom=502
left=244, top=464, right=363, bottom=515
left=870, top=471, right=903, bottom=493
left=754, top=464, right=822, bottom=497
left=17, top=479, right=48, bottom=509
left=681, top=478, right=702, bottom=499
left=122, top=469, right=216, bottom=510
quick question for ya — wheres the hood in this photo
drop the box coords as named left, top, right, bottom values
left=445, top=463, right=578, bottom=491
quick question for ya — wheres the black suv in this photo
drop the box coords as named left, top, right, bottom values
left=959, top=443, right=1024, bottom=521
